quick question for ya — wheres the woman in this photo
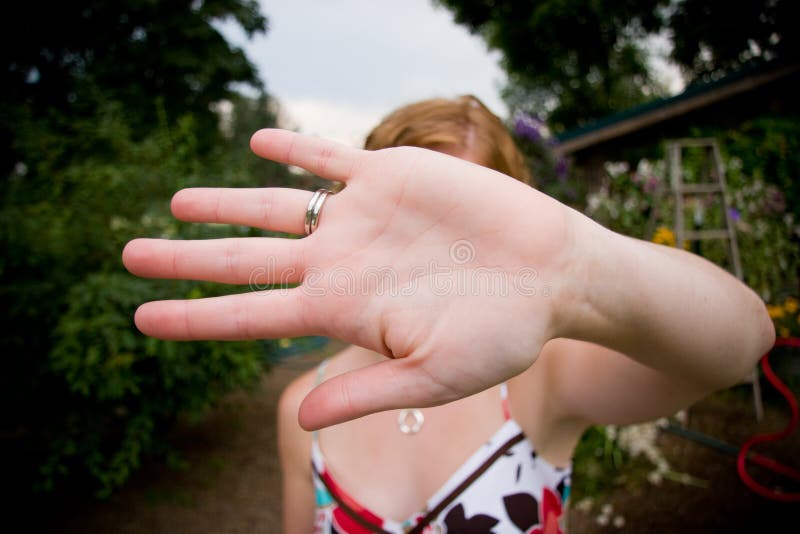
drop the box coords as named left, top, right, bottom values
left=122, top=97, right=774, bottom=533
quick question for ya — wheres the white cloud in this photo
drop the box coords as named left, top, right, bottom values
left=216, top=0, right=507, bottom=143
left=279, top=97, right=385, bottom=147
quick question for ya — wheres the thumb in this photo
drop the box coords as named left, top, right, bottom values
left=297, top=358, right=449, bottom=431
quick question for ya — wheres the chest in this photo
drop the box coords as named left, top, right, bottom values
left=313, top=419, right=571, bottom=531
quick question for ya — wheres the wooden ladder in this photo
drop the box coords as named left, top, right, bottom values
left=667, top=138, right=764, bottom=421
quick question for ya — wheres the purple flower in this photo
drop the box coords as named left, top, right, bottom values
left=514, top=114, right=546, bottom=141
left=765, top=186, right=786, bottom=214
left=643, top=177, right=659, bottom=194
left=556, top=157, right=568, bottom=180
left=728, top=207, right=741, bottom=222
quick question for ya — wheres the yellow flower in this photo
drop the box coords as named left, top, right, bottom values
left=651, top=226, right=692, bottom=249
left=779, top=327, right=790, bottom=338
left=784, top=297, right=798, bottom=314
left=767, top=304, right=785, bottom=320
left=652, top=226, right=676, bottom=247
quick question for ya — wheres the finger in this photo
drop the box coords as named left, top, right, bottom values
left=134, top=288, right=319, bottom=341
left=122, top=237, right=305, bottom=285
left=171, top=187, right=313, bottom=235
left=297, top=358, right=455, bottom=431
left=250, top=129, right=364, bottom=183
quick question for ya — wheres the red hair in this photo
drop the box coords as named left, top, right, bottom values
left=364, top=95, right=533, bottom=185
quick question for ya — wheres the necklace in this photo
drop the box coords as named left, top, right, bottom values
left=397, top=409, right=424, bottom=435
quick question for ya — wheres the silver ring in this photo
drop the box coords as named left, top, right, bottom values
left=304, top=188, right=332, bottom=235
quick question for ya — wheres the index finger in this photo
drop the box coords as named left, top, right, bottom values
left=250, top=129, right=364, bottom=183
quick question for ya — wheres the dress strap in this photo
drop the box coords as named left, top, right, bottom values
left=500, top=382, right=511, bottom=421
left=315, top=358, right=329, bottom=386
left=311, top=359, right=330, bottom=443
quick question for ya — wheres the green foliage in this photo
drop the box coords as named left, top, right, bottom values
left=688, top=118, right=800, bottom=303
left=510, top=115, right=591, bottom=209
left=584, top=118, right=800, bottom=311
left=436, top=0, right=666, bottom=131
left=1, top=99, right=285, bottom=498
left=571, top=426, right=629, bottom=499
left=44, top=272, right=267, bottom=497
left=716, top=116, right=800, bottom=223
left=0, top=0, right=294, bottom=502
left=669, top=0, right=797, bottom=80
left=572, top=420, right=707, bottom=503
left=584, top=158, right=666, bottom=239
left=437, top=0, right=796, bottom=129
left=1, top=0, right=267, bottom=172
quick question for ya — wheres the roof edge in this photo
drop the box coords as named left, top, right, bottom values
left=556, top=61, right=800, bottom=156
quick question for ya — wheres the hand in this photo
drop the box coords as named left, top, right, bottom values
left=123, top=129, right=575, bottom=430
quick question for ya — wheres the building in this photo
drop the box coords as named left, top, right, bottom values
left=556, top=61, right=800, bottom=185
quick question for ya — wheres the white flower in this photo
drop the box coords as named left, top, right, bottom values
left=605, top=161, right=629, bottom=177
left=587, top=195, right=603, bottom=214
left=636, top=159, right=653, bottom=177
left=617, top=422, right=661, bottom=459
left=613, top=515, right=626, bottom=528
left=596, top=514, right=610, bottom=527
left=575, top=497, right=594, bottom=513
left=674, top=410, right=688, bottom=425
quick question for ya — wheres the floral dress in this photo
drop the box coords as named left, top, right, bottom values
left=311, top=378, right=571, bottom=534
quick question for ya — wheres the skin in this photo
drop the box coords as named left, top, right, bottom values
left=122, top=129, right=775, bottom=530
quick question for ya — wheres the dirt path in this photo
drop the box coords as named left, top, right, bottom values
left=52, top=340, right=345, bottom=534
left=48, top=341, right=799, bottom=533
left=568, top=384, right=800, bottom=532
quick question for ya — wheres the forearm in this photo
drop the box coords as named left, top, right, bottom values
left=554, top=211, right=776, bottom=390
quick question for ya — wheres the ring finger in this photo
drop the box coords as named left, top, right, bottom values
left=171, top=187, right=335, bottom=235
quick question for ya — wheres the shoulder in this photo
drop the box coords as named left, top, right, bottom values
left=277, top=346, right=364, bottom=446
left=277, top=367, right=317, bottom=475
left=278, top=366, right=318, bottom=426
left=278, top=346, right=368, bottom=473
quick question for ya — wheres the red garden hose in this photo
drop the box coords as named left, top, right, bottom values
left=736, top=337, right=800, bottom=502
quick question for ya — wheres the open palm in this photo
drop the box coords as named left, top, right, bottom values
left=123, top=129, right=574, bottom=429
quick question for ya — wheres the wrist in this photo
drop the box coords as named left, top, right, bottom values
left=547, top=208, right=621, bottom=343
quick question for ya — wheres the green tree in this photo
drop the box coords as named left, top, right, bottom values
left=0, top=1, right=293, bottom=504
left=435, top=0, right=665, bottom=131
left=669, top=0, right=797, bottom=80
left=436, top=0, right=797, bottom=130
left=0, top=0, right=267, bottom=172
left=1, top=101, right=286, bottom=502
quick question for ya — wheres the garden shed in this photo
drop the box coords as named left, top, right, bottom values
left=556, top=60, right=800, bottom=186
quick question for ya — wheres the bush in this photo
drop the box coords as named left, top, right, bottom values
left=1, top=100, right=284, bottom=498
left=584, top=123, right=800, bottom=328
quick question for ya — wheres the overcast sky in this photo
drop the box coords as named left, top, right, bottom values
left=216, top=0, right=508, bottom=147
